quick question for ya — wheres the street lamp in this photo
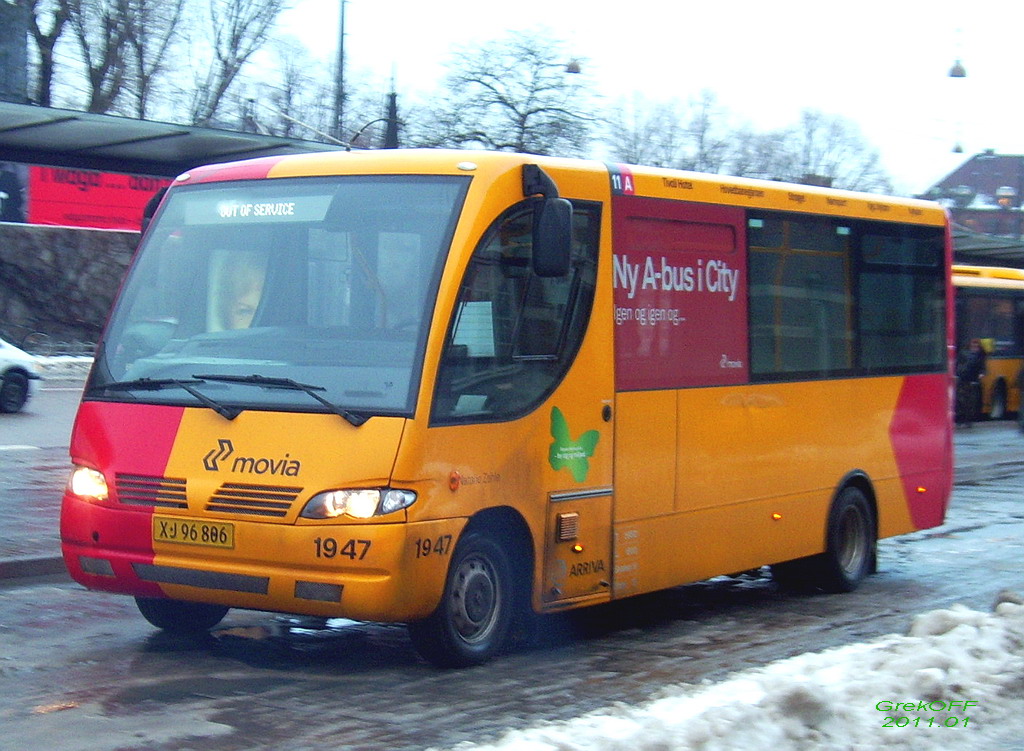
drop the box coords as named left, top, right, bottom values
left=332, top=0, right=347, bottom=142
left=948, top=58, right=967, bottom=152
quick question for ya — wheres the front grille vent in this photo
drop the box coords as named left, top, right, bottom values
left=115, top=473, right=188, bottom=509
left=205, top=483, right=302, bottom=518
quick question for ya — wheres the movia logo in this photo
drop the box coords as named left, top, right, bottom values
left=548, top=407, right=599, bottom=483
left=203, top=439, right=233, bottom=471
left=203, top=439, right=302, bottom=477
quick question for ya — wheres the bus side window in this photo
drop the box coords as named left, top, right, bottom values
left=431, top=202, right=599, bottom=424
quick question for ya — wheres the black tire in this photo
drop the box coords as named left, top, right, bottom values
left=772, top=486, right=875, bottom=594
left=954, top=379, right=982, bottom=424
left=0, top=371, right=29, bottom=413
left=135, top=596, right=229, bottom=633
left=990, top=380, right=1007, bottom=420
left=817, top=486, right=875, bottom=592
left=408, top=532, right=516, bottom=668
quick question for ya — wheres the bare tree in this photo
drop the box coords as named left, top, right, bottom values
left=414, top=30, right=596, bottom=156
left=21, top=0, right=71, bottom=107
left=236, top=43, right=387, bottom=148
left=65, top=0, right=136, bottom=113
left=787, top=109, right=892, bottom=192
left=606, top=92, right=894, bottom=192
left=605, top=94, right=687, bottom=167
left=608, top=91, right=734, bottom=173
left=728, top=125, right=799, bottom=182
left=188, top=0, right=287, bottom=126
left=679, top=91, right=732, bottom=174
left=249, top=40, right=325, bottom=138
left=124, top=0, right=185, bottom=118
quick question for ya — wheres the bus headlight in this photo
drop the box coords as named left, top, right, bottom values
left=300, top=488, right=416, bottom=519
left=69, top=465, right=109, bottom=502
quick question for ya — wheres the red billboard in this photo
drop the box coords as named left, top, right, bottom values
left=26, top=166, right=171, bottom=231
left=612, top=194, right=749, bottom=390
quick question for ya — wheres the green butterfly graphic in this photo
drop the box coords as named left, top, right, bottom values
left=548, top=406, right=600, bottom=482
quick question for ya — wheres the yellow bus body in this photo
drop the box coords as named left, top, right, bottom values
left=953, top=264, right=1024, bottom=417
left=61, top=150, right=953, bottom=665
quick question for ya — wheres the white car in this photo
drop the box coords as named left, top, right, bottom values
left=0, top=337, right=43, bottom=413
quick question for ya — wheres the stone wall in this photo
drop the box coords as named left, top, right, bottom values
left=0, top=223, right=138, bottom=346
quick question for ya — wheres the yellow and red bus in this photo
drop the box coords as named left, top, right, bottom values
left=61, top=151, right=953, bottom=667
left=953, top=264, right=1024, bottom=419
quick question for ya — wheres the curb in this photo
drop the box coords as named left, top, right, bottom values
left=953, top=459, right=1024, bottom=486
left=0, top=556, right=69, bottom=581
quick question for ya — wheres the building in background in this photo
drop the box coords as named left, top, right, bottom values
left=922, top=151, right=1024, bottom=267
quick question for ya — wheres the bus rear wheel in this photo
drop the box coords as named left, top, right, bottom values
left=990, top=380, right=1008, bottom=420
left=408, top=532, right=515, bottom=668
left=772, top=486, right=875, bottom=593
left=135, top=596, right=229, bottom=633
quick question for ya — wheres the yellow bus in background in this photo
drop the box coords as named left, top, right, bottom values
left=953, top=264, right=1024, bottom=419
left=61, top=151, right=953, bottom=667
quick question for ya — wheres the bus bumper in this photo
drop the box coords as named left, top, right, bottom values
left=60, top=492, right=465, bottom=623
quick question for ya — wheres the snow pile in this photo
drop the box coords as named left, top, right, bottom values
left=37, top=355, right=93, bottom=379
left=447, top=592, right=1024, bottom=751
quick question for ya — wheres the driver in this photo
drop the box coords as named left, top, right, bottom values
left=216, top=250, right=267, bottom=330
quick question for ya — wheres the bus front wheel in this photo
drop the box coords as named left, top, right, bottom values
left=408, top=532, right=515, bottom=668
left=135, top=596, right=229, bottom=633
left=772, top=486, right=875, bottom=593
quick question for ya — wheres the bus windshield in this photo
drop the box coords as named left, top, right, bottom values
left=89, top=174, right=470, bottom=418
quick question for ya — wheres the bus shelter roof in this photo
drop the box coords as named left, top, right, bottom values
left=0, top=101, right=344, bottom=178
left=952, top=223, right=1024, bottom=266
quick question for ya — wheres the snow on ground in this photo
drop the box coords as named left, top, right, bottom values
left=36, top=355, right=93, bottom=380
left=444, top=592, right=1024, bottom=751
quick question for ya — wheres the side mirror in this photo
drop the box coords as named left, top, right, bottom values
left=532, top=197, right=572, bottom=277
left=522, top=163, right=572, bottom=277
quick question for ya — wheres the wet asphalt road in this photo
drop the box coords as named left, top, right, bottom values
left=2, top=462, right=1023, bottom=751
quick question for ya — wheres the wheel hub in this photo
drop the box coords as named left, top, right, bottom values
left=451, top=556, right=499, bottom=642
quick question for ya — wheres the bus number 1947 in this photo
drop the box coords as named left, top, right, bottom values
left=415, top=535, right=453, bottom=558
left=313, top=537, right=371, bottom=560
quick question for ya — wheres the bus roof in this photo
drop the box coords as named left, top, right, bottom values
left=176, top=149, right=947, bottom=227
left=953, top=264, right=1024, bottom=289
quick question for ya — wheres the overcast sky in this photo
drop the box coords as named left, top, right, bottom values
left=279, top=0, right=1024, bottom=195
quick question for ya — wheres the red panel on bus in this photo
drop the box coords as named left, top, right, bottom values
left=70, top=401, right=185, bottom=486
left=889, top=373, right=953, bottom=528
left=612, top=195, right=749, bottom=390
left=185, top=157, right=286, bottom=184
left=64, top=402, right=187, bottom=596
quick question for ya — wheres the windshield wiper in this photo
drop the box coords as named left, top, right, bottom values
left=193, top=373, right=369, bottom=426
left=89, top=377, right=242, bottom=420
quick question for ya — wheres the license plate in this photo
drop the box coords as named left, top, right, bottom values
left=153, top=516, right=234, bottom=549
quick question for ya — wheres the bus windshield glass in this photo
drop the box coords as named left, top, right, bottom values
left=90, top=174, right=470, bottom=417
